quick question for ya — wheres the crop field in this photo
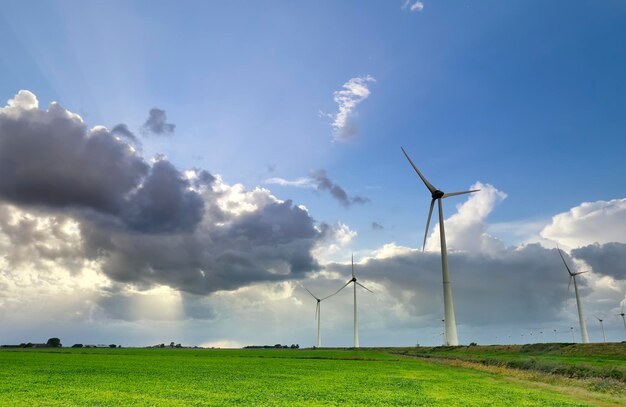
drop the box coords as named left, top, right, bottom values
left=0, top=347, right=624, bottom=406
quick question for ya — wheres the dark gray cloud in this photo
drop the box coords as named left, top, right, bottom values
left=572, top=243, right=626, bottom=280
left=372, top=221, right=384, bottom=230
left=0, top=102, right=148, bottom=213
left=0, top=91, right=322, bottom=295
left=142, top=108, right=175, bottom=135
left=82, top=197, right=320, bottom=295
left=310, top=170, right=368, bottom=208
left=111, top=123, right=138, bottom=142
left=121, top=160, right=204, bottom=233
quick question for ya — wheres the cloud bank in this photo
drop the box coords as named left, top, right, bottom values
left=0, top=91, right=322, bottom=298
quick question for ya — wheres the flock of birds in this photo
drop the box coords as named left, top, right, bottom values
left=303, top=148, right=626, bottom=348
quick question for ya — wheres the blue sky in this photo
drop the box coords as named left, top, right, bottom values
left=0, top=1, right=625, bottom=347
left=3, top=0, right=625, bottom=251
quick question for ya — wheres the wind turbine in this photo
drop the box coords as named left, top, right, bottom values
left=401, top=147, right=479, bottom=346
left=303, top=287, right=343, bottom=348
left=557, top=245, right=590, bottom=343
left=619, top=304, right=626, bottom=338
left=333, top=254, right=373, bottom=348
left=594, top=315, right=606, bottom=343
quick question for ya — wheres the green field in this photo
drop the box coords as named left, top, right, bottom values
left=0, top=347, right=623, bottom=406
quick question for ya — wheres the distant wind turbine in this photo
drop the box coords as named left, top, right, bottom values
left=557, top=245, right=590, bottom=343
left=303, top=287, right=343, bottom=348
left=401, top=147, right=479, bottom=346
left=333, top=254, right=373, bottom=348
left=619, top=304, right=626, bottom=338
left=594, top=315, right=606, bottom=343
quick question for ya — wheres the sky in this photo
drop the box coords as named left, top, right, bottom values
left=0, top=0, right=625, bottom=348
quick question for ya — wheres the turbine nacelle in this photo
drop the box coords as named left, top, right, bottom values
left=432, top=190, right=445, bottom=199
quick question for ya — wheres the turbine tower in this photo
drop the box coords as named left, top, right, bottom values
left=595, top=316, right=606, bottom=343
left=333, top=254, right=373, bottom=348
left=401, top=147, right=479, bottom=346
left=557, top=245, right=589, bottom=343
left=303, top=287, right=342, bottom=348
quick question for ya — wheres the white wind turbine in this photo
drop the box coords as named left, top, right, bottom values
left=401, top=147, right=479, bottom=346
left=557, top=245, right=590, bottom=343
left=594, top=315, right=607, bottom=343
left=618, top=304, right=626, bottom=338
left=332, top=254, right=373, bottom=348
left=303, top=287, right=343, bottom=348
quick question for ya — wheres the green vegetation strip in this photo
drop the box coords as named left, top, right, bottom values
left=0, top=347, right=603, bottom=406
left=391, top=343, right=626, bottom=383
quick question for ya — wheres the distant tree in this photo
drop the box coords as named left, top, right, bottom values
left=109, top=344, right=117, bottom=348
left=170, top=342, right=175, bottom=348
left=274, top=344, right=282, bottom=348
left=159, top=343, right=165, bottom=348
left=469, top=342, right=478, bottom=346
left=47, top=338, right=62, bottom=347
left=118, top=345, right=122, bottom=348
left=71, top=344, right=83, bottom=348
left=175, top=343, right=182, bottom=348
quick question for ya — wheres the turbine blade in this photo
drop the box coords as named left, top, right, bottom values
left=422, top=199, right=435, bottom=251
left=557, top=246, right=574, bottom=276
left=573, top=270, right=589, bottom=276
left=400, top=147, right=436, bottom=193
left=356, top=281, right=373, bottom=293
left=322, top=280, right=351, bottom=300
left=304, top=287, right=320, bottom=301
left=567, top=276, right=572, bottom=294
left=351, top=253, right=355, bottom=279
left=442, top=189, right=480, bottom=199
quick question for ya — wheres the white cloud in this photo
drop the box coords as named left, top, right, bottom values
left=425, top=182, right=507, bottom=254
left=329, top=75, right=375, bottom=142
left=313, top=221, right=357, bottom=263
left=540, top=198, right=626, bottom=248
left=402, top=0, right=424, bottom=12
left=264, top=177, right=313, bottom=188
left=410, top=2, right=424, bottom=12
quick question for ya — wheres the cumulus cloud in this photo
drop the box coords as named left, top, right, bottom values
left=328, top=75, right=375, bottom=142
left=142, top=107, right=175, bottom=135
left=425, top=182, right=507, bottom=254
left=0, top=91, right=148, bottom=213
left=540, top=199, right=626, bottom=248
left=266, top=170, right=368, bottom=208
left=0, top=90, right=322, bottom=298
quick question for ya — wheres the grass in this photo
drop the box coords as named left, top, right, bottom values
left=0, top=347, right=609, bottom=406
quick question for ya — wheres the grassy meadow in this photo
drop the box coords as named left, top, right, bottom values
left=0, top=347, right=624, bottom=406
